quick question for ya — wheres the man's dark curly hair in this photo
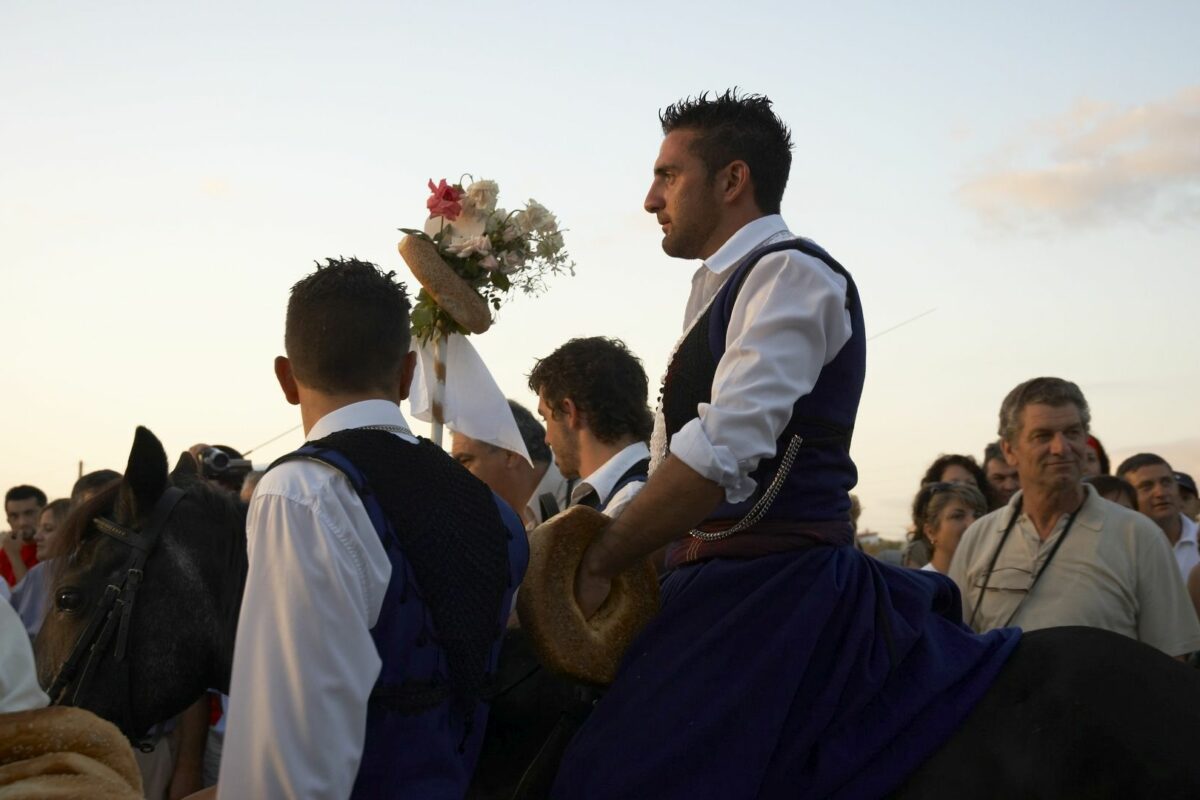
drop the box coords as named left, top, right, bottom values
left=528, top=337, right=653, bottom=445
left=659, top=89, right=793, bottom=214
left=285, top=257, right=411, bottom=395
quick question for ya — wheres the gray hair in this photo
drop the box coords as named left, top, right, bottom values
left=508, top=400, right=551, bottom=465
left=997, top=377, right=1090, bottom=444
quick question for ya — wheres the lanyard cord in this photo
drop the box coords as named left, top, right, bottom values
left=967, top=494, right=1085, bottom=630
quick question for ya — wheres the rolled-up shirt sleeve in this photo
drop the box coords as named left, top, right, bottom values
left=669, top=249, right=853, bottom=503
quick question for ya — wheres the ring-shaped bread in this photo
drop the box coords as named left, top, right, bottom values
left=517, top=505, right=660, bottom=685
left=398, top=235, right=493, bottom=335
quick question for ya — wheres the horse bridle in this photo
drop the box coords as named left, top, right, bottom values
left=46, top=485, right=186, bottom=740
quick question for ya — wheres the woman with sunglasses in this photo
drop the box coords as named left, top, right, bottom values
left=912, top=482, right=988, bottom=574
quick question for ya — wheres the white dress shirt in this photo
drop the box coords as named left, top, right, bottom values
left=651, top=215, right=854, bottom=503
left=570, top=442, right=651, bottom=518
left=219, top=400, right=414, bottom=800
left=0, top=595, right=48, bottom=713
left=1174, top=514, right=1200, bottom=581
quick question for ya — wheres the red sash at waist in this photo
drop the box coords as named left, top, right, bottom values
left=664, top=519, right=854, bottom=570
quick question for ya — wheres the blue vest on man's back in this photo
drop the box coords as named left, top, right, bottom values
left=660, top=238, right=865, bottom=524
left=273, top=431, right=528, bottom=799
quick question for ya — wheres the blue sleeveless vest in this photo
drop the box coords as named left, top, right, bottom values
left=273, top=437, right=528, bottom=799
left=660, top=238, right=865, bottom=524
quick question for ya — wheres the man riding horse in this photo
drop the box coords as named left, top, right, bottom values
left=551, top=90, right=1021, bottom=798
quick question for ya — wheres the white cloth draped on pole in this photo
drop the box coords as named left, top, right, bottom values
left=409, top=333, right=532, bottom=467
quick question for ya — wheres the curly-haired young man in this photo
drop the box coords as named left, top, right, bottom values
left=528, top=337, right=652, bottom=518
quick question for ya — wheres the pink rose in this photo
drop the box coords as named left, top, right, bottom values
left=426, top=178, right=463, bottom=221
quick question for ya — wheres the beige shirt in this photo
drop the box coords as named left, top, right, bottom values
left=949, top=485, right=1200, bottom=656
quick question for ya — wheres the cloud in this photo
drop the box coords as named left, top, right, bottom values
left=959, top=85, right=1200, bottom=231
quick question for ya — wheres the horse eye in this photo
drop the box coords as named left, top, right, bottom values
left=55, top=588, right=84, bottom=613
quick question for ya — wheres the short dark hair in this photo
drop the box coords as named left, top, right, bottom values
left=1084, top=475, right=1138, bottom=508
left=5, top=485, right=47, bottom=507
left=659, top=89, right=793, bottom=214
left=982, top=440, right=1004, bottom=466
left=285, top=257, right=411, bottom=395
left=528, top=337, right=653, bottom=445
left=1115, top=452, right=1172, bottom=481
left=508, top=400, right=551, bottom=465
left=71, top=469, right=122, bottom=505
left=998, top=377, right=1090, bottom=443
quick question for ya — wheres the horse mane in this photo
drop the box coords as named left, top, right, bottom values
left=50, top=482, right=122, bottom=579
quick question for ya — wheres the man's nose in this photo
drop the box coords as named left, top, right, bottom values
left=1049, top=433, right=1071, bottom=454
left=644, top=186, right=663, bottom=214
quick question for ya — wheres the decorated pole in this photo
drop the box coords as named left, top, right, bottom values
left=430, top=333, right=449, bottom=446
left=398, top=176, right=574, bottom=450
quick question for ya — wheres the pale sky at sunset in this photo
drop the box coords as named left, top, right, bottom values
left=3, top=1, right=1198, bottom=538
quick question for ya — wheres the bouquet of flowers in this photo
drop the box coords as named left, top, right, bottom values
left=399, top=176, right=575, bottom=342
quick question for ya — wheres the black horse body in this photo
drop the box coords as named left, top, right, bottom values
left=35, top=428, right=1200, bottom=798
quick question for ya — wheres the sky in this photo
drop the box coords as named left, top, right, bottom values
left=2, top=1, right=1198, bottom=538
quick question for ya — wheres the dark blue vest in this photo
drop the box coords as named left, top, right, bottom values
left=596, top=458, right=649, bottom=514
left=660, top=238, right=865, bottom=524
left=273, top=437, right=528, bottom=799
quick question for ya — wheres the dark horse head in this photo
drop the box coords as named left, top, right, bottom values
left=35, top=426, right=247, bottom=738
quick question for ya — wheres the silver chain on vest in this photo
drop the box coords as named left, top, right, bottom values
left=688, top=434, right=805, bottom=541
left=359, top=423, right=415, bottom=438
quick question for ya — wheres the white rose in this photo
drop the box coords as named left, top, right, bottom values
left=502, top=215, right=523, bottom=242
left=465, top=180, right=500, bottom=215
left=520, top=200, right=555, bottom=234
left=446, top=235, right=492, bottom=258
left=536, top=231, right=565, bottom=259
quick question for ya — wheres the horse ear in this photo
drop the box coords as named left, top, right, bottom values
left=171, top=452, right=199, bottom=478
left=116, top=427, right=169, bottom=523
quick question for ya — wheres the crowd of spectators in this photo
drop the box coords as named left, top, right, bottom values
left=902, top=377, right=1200, bottom=659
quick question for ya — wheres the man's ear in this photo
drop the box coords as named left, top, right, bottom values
left=397, top=351, right=418, bottom=402
left=560, top=397, right=584, bottom=431
left=1001, top=438, right=1018, bottom=468
left=275, top=356, right=300, bottom=406
left=721, top=160, right=753, bottom=206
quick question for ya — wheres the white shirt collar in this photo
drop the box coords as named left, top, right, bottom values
left=702, top=214, right=791, bottom=275
left=1177, top=514, right=1199, bottom=549
left=572, top=442, right=651, bottom=506
left=524, top=459, right=569, bottom=522
left=307, top=399, right=412, bottom=441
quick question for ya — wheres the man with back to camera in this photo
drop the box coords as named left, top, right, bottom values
left=949, top=378, right=1200, bottom=657
left=549, top=90, right=1018, bottom=799
left=1117, top=453, right=1200, bottom=582
left=527, top=336, right=653, bottom=518
left=216, top=258, right=527, bottom=799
